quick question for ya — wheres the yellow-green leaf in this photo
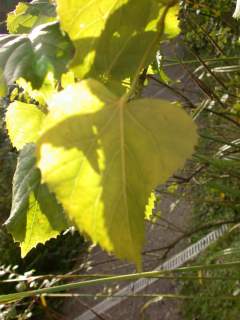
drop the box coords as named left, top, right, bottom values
left=145, top=192, right=156, bottom=220
left=5, top=144, right=69, bottom=257
left=61, top=71, right=75, bottom=89
left=56, top=0, right=179, bottom=82
left=7, top=1, right=56, bottom=34
left=17, top=72, right=57, bottom=107
left=36, top=79, right=198, bottom=267
left=6, top=101, right=45, bottom=150
left=164, top=5, right=180, bottom=38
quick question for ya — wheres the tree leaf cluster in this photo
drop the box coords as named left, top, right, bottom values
left=2, top=0, right=198, bottom=266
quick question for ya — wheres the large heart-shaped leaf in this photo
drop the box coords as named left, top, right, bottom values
left=0, top=22, right=73, bottom=97
left=56, top=0, right=179, bottom=82
left=7, top=0, right=56, bottom=34
left=5, top=144, right=69, bottom=257
left=36, top=79, right=198, bottom=267
left=6, top=101, right=46, bottom=150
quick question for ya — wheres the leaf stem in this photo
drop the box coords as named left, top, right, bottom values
left=1, top=261, right=240, bottom=303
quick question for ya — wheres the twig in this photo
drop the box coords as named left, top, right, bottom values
left=144, top=219, right=238, bottom=259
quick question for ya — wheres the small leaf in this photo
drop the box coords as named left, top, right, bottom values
left=165, top=5, right=180, bottom=38
left=7, top=0, right=56, bottom=34
left=36, top=79, right=198, bottom=267
left=6, top=101, right=45, bottom=150
left=145, top=192, right=156, bottom=220
left=5, top=144, right=69, bottom=257
left=141, top=296, right=164, bottom=314
left=17, top=73, right=57, bottom=107
left=0, top=22, right=74, bottom=97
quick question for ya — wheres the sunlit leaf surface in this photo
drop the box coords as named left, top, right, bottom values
left=7, top=0, right=56, bottom=34
left=36, top=79, right=198, bottom=267
left=56, top=0, right=179, bottom=82
left=6, top=101, right=45, bottom=150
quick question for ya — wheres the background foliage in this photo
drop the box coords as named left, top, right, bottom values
left=178, top=0, right=240, bottom=319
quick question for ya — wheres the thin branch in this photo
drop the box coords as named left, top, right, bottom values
left=144, top=219, right=238, bottom=258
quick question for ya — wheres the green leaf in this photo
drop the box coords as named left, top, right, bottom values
left=7, top=0, right=56, bottom=34
left=6, top=101, right=46, bottom=150
left=56, top=0, right=179, bottom=82
left=36, top=79, right=198, bottom=267
left=16, top=73, right=57, bottom=107
left=5, top=144, right=69, bottom=257
left=0, top=22, right=74, bottom=97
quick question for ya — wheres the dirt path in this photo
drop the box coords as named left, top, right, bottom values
left=62, top=39, right=202, bottom=320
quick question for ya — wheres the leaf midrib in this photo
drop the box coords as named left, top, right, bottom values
left=119, top=103, right=135, bottom=258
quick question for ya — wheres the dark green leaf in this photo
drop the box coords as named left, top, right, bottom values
left=5, top=144, right=69, bottom=257
left=0, top=22, right=74, bottom=97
